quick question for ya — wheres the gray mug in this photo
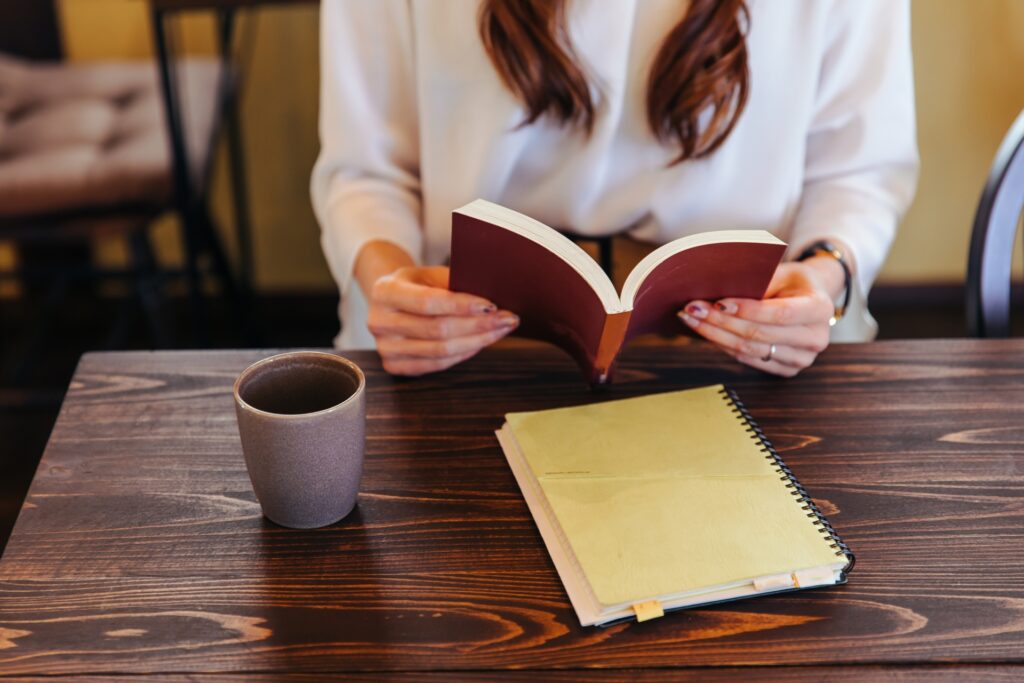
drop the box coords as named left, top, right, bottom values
left=233, top=351, right=366, bottom=529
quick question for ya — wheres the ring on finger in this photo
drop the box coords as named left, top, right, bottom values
left=761, top=343, right=777, bottom=363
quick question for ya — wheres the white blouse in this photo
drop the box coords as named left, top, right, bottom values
left=312, top=0, right=918, bottom=349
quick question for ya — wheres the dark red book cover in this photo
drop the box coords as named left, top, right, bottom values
left=449, top=205, right=785, bottom=385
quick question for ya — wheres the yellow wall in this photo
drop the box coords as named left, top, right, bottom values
left=56, top=0, right=1024, bottom=291
left=891, top=0, right=1024, bottom=282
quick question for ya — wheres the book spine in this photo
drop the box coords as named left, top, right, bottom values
left=719, top=387, right=856, bottom=578
left=592, top=312, right=631, bottom=385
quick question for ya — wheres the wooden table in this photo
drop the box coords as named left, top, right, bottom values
left=2, top=339, right=1024, bottom=680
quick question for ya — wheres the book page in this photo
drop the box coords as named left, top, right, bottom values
left=622, top=240, right=787, bottom=339
left=620, top=230, right=784, bottom=310
left=454, top=200, right=620, bottom=311
left=450, top=207, right=614, bottom=383
left=505, top=386, right=842, bottom=607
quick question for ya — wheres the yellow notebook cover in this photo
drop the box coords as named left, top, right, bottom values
left=496, top=384, right=853, bottom=626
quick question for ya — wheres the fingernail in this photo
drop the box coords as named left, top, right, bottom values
left=477, top=303, right=497, bottom=314
left=715, top=301, right=738, bottom=314
left=685, top=303, right=708, bottom=319
left=498, top=313, right=519, bottom=327
left=678, top=311, right=699, bottom=327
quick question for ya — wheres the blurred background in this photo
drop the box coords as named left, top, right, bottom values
left=1, top=0, right=1023, bottom=552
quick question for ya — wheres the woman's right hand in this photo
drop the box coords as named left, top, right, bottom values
left=367, top=265, right=519, bottom=376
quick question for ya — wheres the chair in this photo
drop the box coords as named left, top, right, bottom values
left=0, top=53, right=233, bottom=381
left=966, top=108, right=1024, bottom=337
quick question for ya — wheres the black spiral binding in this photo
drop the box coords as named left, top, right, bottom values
left=719, top=386, right=855, bottom=579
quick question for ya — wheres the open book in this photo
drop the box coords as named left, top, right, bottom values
left=496, top=385, right=854, bottom=627
left=449, top=199, right=786, bottom=385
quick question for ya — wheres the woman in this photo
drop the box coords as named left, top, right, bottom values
left=312, top=0, right=917, bottom=377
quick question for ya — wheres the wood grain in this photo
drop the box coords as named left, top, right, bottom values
left=2, top=340, right=1024, bottom=677
left=4, top=667, right=1024, bottom=682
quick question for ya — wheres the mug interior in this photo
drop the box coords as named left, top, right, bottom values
left=237, top=353, right=361, bottom=416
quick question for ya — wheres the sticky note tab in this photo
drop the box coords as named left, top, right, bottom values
left=632, top=600, right=664, bottom=622
left=753, top=572, right=796, bottom=592
left=793, top=567, right=836, bottom=588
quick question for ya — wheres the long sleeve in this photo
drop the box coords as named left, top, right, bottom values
left=311, top=1, right=920, bottom=346
left=310, top=0, right=423, bottom=299
left=788, top=0, right=919, bottom=302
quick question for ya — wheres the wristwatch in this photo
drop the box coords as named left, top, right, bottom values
left=795, top=240, right=851, bottom=327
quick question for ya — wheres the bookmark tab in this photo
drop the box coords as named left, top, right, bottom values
left=792, top=567, right=836, bottom=587
left=632, top=600, right=664, bottom=622
left=753, top=572, right=797, bottom=592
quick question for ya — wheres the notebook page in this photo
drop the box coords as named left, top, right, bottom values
left=505, top=385, right=841, bottom=607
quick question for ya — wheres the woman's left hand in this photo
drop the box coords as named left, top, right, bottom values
left=677, top=261, right=840, bottom=377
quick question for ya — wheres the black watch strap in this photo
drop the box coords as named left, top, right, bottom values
left=796, top=240, right=852, bottom=326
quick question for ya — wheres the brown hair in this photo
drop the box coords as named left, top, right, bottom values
left=478, top=0, right=750, bottom=163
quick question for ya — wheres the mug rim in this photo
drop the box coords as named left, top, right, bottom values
left=233, top=350, right=366, bottom=419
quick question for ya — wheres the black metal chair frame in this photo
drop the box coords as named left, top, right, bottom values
left=967, top=108, right=1024, bottom=337
left=151, top=5, right=255, bottom=345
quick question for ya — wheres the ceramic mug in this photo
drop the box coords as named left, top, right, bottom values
left=233, top=351, right=366, bottom=528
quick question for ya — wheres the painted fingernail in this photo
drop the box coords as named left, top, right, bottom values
left=498, top=313, right=519, bottom=327
left=715, top=301, right=738, bottom=314
left=678, top=311, right=699, bottom=327
left=685, top=303, right=708, bottom=319
left=477, top=303, right=497, bottom=314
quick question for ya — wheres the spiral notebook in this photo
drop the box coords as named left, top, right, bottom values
left=495, top=385, right=854, bottom=627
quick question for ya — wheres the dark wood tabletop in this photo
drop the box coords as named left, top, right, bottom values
left=2, top=339, right=1024, bottom=680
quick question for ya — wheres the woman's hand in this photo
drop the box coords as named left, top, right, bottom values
left=367, top=265, right=519, bottom=376
left=677, top=259, right=844, bottom=377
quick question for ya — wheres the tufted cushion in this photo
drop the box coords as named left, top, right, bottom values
left=0, top=53, right=222, bottom=218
